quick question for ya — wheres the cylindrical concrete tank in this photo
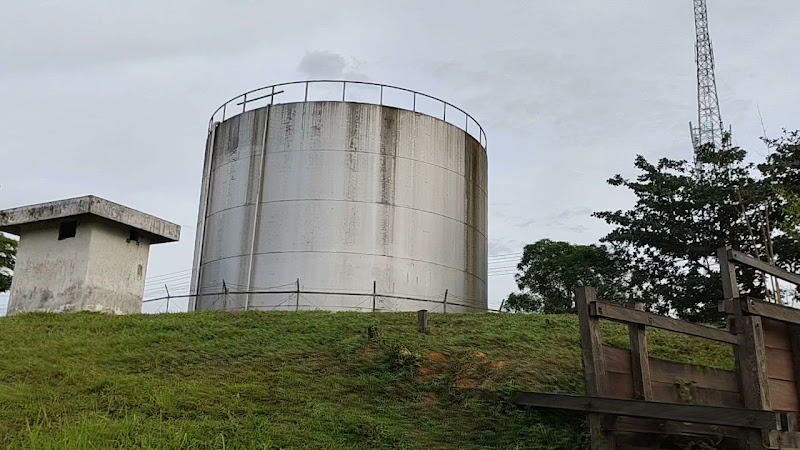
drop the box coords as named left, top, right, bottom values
left=190, top=81, right=487, bottom=312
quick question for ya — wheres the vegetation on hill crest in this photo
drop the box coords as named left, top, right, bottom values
left=0, top=311, right=731, bottom=449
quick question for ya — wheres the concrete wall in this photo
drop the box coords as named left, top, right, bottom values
left=9, top=220, right=93, bottom=313
left=192, top=101, right=488, bottom=312
left=8, top=217, right=150, bottom=314
left=83, top=218, right=150, bottom=313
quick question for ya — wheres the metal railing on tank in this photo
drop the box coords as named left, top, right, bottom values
left=208, top=80, right=487, bottom=149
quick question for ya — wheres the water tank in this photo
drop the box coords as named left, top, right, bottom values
left=190, top=81, right=487, bottom=312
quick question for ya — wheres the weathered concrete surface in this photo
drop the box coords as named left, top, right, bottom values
left=0, top=195, right=180, bottom=243
left=1, top=196, right=180, bottom=315
left=192, top=101, right=488, bottom=312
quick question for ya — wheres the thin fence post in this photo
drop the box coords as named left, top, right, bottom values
left=443, top=289, right=448, bottom=313
left=223, top=279, right=229, bottom=310
left=372, top=281, right=377, bottom=312
left=164, top=284, right=170, bottom=313
left=296, top=278, right=300, bottom=312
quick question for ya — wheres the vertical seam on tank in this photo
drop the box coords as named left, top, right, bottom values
left=245, top=106, right=271, bottom=310
left=192, top=123, right=217, bottom=311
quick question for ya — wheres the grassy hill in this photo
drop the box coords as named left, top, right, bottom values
left=0, top=311, right=732, bottom=449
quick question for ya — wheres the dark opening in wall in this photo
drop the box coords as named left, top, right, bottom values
left=128, top=230, right=140, bottom=244
left=58, top=220, right=78, bottom=240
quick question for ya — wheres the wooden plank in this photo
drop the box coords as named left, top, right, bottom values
left=650, top=357, right=740, bottom=393
left=575, top=286, right=614, bottom=449
left=605, top=348, right=740, bottom=407
left=604, top=346, right=632, bottom=375
left=604, top=346, right=740, bottom=393
left=607, top=371, right=635, bottom=399
left=764, top=318, right=792, bottom=350
left=607, top=416, right=741, bottom=439
left=510, top=392, right=776, bottom=429
left=591, top=301, right=737, bottom=344
left=773, top=430, right=800, bottom=448
left=741, top=298, right=800, bottom=328
left=729, top=298, right=772, bottom=449
left=578, top=287, right=609, bottom=397
left=766, top=347, right=796, bottom=381
left=718, top=247, right=740, bottom=301
left=651, top=382, right=742, bottom=408
left=769, top=378, right=800, bottom=412
left=790, top=325, right=800, bottom=417
left=729, top=249, right=800, bottom=287
left=737, top=315, right=772, bottom=411
left=629, top=303, right=652, bottom=400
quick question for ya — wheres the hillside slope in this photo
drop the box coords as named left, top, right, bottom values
left=0, top=311, right=731, bottom=449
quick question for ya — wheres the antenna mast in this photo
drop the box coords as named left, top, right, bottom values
left=689, top=0, right=725, bottom=161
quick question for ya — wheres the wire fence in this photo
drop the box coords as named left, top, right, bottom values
left=143, top=281, right=489, bottom=314
left=209, top=80, right=487, bottom=149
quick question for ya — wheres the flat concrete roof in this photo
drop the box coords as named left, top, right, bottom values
left=0, top=196, right=180, bottom=244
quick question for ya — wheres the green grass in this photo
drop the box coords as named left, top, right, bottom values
left=0, top=311, right=733, bottom=449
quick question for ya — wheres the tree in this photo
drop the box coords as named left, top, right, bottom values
left=594, top=133, right=800, bottom=323
left=0, top=234, right=17, bottom=293
left=761, top=130, right=800, bottom=272
left=503, top=239, right=628, bottom=314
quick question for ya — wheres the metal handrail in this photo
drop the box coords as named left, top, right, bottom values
left=209, top=80, right=487, bottom=149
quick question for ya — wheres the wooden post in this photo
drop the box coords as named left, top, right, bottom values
left=735, top=309, right=771, bottom=411
left=720, top=248, right=770, bottom=448
left=372, top=281, right=377, bottom=312
left=718, top=247, right=740, bottom=307
left=575, top=286, right=614, bottom=449
left=629, top=303, right=652, bottom=400
left=417, top=310, right=429, bottom=334
left=736, top=311, right=772, bottom=449
left=443, top=289, right=448, bottom=313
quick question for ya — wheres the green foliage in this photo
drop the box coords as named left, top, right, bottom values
left=0, top=311, right=732, bottom=449
left=761, top=131, right=800, bottom=271
left=595, top=133, right=800, bottom=323
left=503, top=240, right=628, bottom=313
left=0, top=234, right=17, bottom=293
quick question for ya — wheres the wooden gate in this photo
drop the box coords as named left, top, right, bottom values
left=512, top=248, right=800, bottom=449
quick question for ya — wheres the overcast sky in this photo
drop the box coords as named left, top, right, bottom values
left=1, top=0, right=799, bottom=313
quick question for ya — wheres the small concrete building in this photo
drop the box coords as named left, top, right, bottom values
left=0, top=196, right=180, bottom=315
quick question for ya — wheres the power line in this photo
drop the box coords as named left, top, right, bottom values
left=144, top=273, right=192, bottom=286
left=144, top=268, right=192, bottom=282
left=488, top=252, right=522, bottom=260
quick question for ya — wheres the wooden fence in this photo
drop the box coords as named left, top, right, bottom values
left=512, top=247, right=800, bottom=449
